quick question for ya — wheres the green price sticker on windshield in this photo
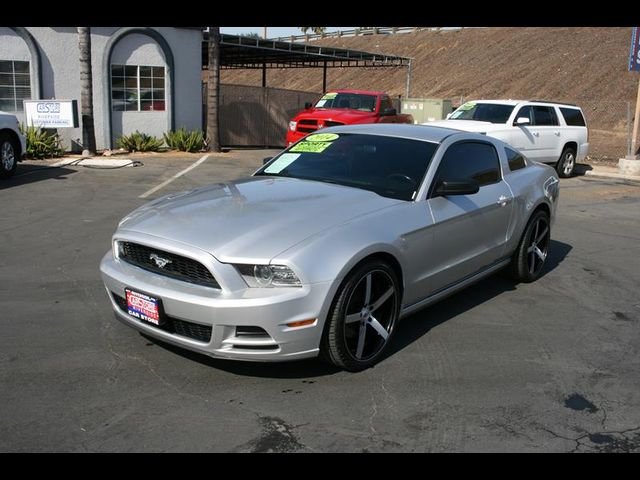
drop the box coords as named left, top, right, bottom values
left=458, top=102, right=476, bottom=111
left=306, top=133, right=339, bottom=142
left=322, top=92, right=337, bottom=100
left=290, top=141, right=332, bottom=153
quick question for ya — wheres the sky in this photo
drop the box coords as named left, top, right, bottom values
left=220, top=27, right=353, bottom=39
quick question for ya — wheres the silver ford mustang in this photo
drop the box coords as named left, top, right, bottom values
left=100, top=124, right=559, bottom=371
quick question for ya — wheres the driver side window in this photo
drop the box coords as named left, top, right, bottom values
left=432, top=141, right=502, bottom=196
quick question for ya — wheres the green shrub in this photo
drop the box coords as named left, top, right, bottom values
left=163, top=128, right=207, bottom=152
left=20, top=124, right=64, bottom=159
left=116, top=131, right=164, bottom=152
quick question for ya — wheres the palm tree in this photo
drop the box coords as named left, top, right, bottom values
left=206, top=27, right=221, bottom=152
left=299, top=27, right=327, bottom=35
left=78, top=27, right=96, bottom=155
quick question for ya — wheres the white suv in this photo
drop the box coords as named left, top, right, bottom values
left=0, top=111, right=26, bottom=179
left=426, top=100, right=589, bottom=177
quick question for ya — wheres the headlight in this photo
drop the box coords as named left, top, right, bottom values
left=235, top=264, right=302, bottom=287
left=113, top=240, right=124, bottom=259
left=288, top=121, right=297, bottom=131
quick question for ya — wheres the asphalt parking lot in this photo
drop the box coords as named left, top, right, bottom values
left=1, top=152, right=639, bottom=452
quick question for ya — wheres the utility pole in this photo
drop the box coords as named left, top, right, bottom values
left=620, top=27, right=640, bottom=176
left=262, top=27, right=267, bottom=39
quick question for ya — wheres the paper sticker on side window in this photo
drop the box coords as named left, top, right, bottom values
left=264, top=153, right=300, bottom=174
left=290, top=141, right=332, bottom=153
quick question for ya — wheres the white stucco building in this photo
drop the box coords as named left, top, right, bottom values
left=0, top=27, right=203, bottom=151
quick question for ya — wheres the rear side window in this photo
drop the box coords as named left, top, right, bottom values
left=505, top=147, right=526, bottom=171
left=435, top=141, right=501, bottom=189
left=560, top=107, right=586, bottom=126
left=532, top=106, right=559, bottom=126
left=380, top=96, right=394, bottom=112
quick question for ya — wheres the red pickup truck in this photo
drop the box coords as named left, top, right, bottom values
left=286, top=89, right=414, bottom=146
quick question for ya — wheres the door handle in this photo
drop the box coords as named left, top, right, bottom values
left=554, top=131, right=561, bottom=136
left=497, top=195, right=510, bottom=206
left=532, top=132, right=540, bottom=137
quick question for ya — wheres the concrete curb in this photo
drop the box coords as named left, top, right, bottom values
left=50, top=158, right=136, bottom=168
left=583, top=170, right=640, bottom=183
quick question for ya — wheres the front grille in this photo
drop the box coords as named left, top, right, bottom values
left=111, top=292, right=212, bottom=343
left=119, top=241, right=220, bottom=289
left=297, top=119, right=319, bottom=134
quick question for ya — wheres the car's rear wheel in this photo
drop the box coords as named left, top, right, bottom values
left=556, top=147, right=576, bottom=178
left=321, top=260, right=400, bottom=371
left=509, top=209, right=551, bottom=283
left=0, top=133, right=19, bottom=179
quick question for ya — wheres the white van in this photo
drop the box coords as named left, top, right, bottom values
left=426, top=100, right=589, bottom=177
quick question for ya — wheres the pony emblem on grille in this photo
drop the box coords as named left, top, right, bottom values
left=149, top=253, right=172, bottom=268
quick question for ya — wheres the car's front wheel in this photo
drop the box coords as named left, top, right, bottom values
left=321, top=260, right=400, bottom=371
left=556, top=147, right=576, bottom=178
left=0, top=133, right=19, bottom=179
left=509, top=209, right=551, bottom=283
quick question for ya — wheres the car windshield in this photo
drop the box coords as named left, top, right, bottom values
left=449, top=102, right=515, bottom=124
left=314, top=93, right=377, bottom=112
left=255, top=133, right=439, bottom=201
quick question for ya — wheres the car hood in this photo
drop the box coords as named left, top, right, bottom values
left=296, top=108, right=376, bottom=123
left=118, top=176, right=401, bottom=262
left=425, top=120, right=507, bottom=132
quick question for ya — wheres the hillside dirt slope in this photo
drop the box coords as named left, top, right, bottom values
left=222, top=27, right=639, bottom=160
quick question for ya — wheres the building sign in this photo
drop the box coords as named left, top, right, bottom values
left=629, top=27, right=640, bottom=72
left=23, top=100, right=79, bottom=128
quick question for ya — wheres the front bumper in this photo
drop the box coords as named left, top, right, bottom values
left=18, top=132, right=26, bottom=160
left=100, top=249, right=334, bottom=362
left=285, top=130, right=308, bottom=146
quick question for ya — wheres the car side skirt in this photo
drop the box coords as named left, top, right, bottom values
left=399, top=256, right=512, bottom=319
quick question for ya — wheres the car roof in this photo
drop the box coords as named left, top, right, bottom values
left=466, top=99, right=580, bottom=108
left=328, top=89, right=386, bottom=96
left=316, top=123, right=471, bottom=143
left=465, top=99, right=525, bottom=106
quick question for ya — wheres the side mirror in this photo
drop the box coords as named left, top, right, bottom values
left=304, top=102, right=312, bottom=109
left=381, top=107, right=397, bottom=116
left=514, top=117, right=531, bottom=126
left=262, top=157, right=273, bottom=165
left=435, top=179, right=480, bottom=197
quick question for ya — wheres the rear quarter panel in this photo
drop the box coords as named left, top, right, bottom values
left=502, top=161, right=559, bottom=255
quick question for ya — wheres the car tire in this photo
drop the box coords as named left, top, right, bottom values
left=320, top=260, right=400, bottom=372
left=509, top=209, right=551, bottom=283
left=556, top=147, right=576, bottom=178
left=0, top=133, right=19, bottom=179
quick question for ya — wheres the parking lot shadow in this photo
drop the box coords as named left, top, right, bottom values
left=382, top=239, right=573, bottom=362
left=574, top=163, right=593, bottom=176
left=0, top=164, right=77, bottom=189
left=144, top=239, right=572, bottom=377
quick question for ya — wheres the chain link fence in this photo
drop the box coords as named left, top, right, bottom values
left=453, top=98, right=632, bottom=163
